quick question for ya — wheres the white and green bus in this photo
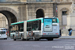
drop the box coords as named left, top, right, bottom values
left=10, top=17, right=60, bottom=41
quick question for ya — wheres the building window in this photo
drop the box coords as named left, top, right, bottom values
left=36, top=0, right=41, bottom=2
left=62, top=15, right=67, bottom=25
left=62, top=11, right=67, bottom=15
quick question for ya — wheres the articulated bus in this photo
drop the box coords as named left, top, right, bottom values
left=10, top=17, right=60, bottom=41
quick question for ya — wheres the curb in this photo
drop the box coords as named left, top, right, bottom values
left=59, top=36, right=75, bottom=39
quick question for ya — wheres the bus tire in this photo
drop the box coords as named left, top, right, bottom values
left=47, top=38, right=53, bottom=41
left=4, top=38, right=7, bottom=40
left=14, top=39, right=16, bottom=41
left=13, top=35, right=16, bottom=41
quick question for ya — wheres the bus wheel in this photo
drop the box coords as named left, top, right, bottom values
left=13, top=35, right=16, bottom=41
left=47, top=38, right=53, bottom=41
left=21, top=36, right=24, bottom=41
left=14, top=39, right=16, bottom=41
left=4, top=38, right=7, bottom=40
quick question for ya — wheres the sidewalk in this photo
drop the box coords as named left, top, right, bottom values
left=59, top=36, right=75, bottom=39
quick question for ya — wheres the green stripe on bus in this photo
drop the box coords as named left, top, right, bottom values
left=11, top=21, right=24, bottom=25
left=27, top=18, right=43, bottom=23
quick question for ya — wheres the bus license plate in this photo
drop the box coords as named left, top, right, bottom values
left=48, top=33, right=53, bottom=35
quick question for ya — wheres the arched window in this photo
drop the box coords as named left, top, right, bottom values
left=36, top=9, right=44, bottom=18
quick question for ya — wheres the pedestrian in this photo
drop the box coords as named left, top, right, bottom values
left=68, top=28, right=72, bottom=36
left=59, top=29, right=61, bottom=37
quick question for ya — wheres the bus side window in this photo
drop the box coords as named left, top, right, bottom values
left=20, top=23, right=23, bottom=31
left=18, top=23, right=24, bottom=32
left=32, top=21, right=38, bottom=31
left=27, top=22, right=32, bottom=31
left=27, top=27, right=32, bottom=31
left=27, top=20, right=41, bottom=31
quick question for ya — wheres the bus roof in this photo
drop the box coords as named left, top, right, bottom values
left=11, top=17, right=59, bottom=25
left=11, top=21, right=24, bottom=25
left=27, top=18, right=43, bottom=22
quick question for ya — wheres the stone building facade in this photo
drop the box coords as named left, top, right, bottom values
left=0, top=13, right=8, bottom=28
left=0, top=0, right=75, bottom=36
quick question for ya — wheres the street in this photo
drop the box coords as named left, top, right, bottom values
left=0, top=38, right=75, bottom=50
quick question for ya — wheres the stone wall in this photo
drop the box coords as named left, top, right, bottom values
left=27, top=0, right=72, bottom=3
left=27, top=3, right=53, bottom=19
left=57, top=4, right=71, bottom=29
left=0, top=14, right=8, bottom=28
